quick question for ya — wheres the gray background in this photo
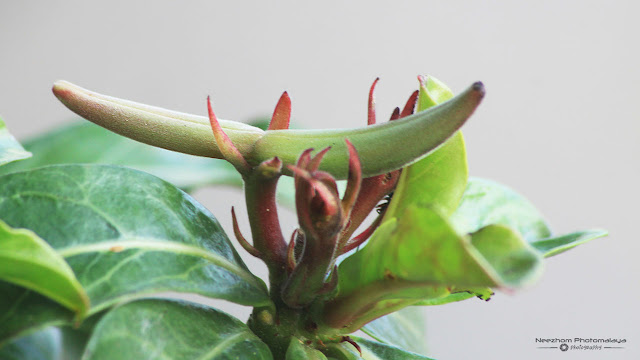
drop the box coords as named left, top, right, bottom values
left=1, top=1, right=638, bottom=359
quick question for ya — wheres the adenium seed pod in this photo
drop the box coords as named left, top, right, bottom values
left=52, top=80, right=484, bottom=180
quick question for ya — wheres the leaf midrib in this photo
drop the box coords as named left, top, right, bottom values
left=57, top=237, right=267, bottom=297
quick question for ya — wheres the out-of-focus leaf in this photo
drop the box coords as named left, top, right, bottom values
left=331, top=206, right=543, bottom=331
left=531, top=229, right=608, bottom=257
left=286, top=338, right=328, bottom=360
left=450, top=177, right=551, bottom=241
left=0, top=327, right=61, bottom=360
left=361, top=307, right=428, bottom=355
left=0, top=118, right=32, bottom=167
left=325, top=337, right=435, bottom=360
left=0, top=220, right=88, bottom=317
left=82, top=299, right=273, bottom=360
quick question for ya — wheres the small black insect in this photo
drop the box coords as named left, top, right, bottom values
left=376, top=191, right=394, bottom=214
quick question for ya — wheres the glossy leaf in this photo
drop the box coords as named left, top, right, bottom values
left=384, top=76, right=467, bottom=220
left=0, top=118, right=32, bottom=166
left=330, top=206, right=543, bottom=330
left=361, top=307, right=428, bottom=355
left=450, top=177, right=551, bottom=241
left=0, top=165, right=269, bottom=339
left=0, top=122, right=240, bottom=191
left=0, top=327, right=61, bottom=360
left=83, top=299, right=273, bottom=360
left=286, top=339, right=328, bottom=360
left=0, top=220, right=89, bottom=317
left=325, top=337, right=434, bottom=360
left=531, top=229, right=608, bottom=257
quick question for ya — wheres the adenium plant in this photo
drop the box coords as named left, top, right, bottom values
left=0, top=76, right=606, bottom=360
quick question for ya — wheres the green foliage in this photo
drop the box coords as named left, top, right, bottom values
left=361, top=307, right=428, bottom=355
left=450, top=177, right=551, bottom=241
left=0, top=220, right=88, bottom=318
left=0, top=165, right=269, bottom=345
left=0, top=76, right=606, bottom=359
left=0, top=327, right=60, bottom=360
left=0, top=282, right=73, bottom=345
left=0, top=117, right=32, bottom=166
left=324, top=337, right=435, bottom=359
left=286, top=339, right=328, bottom=360
left=0, top=121, right=240, bottom=191
left=531, top=229, right=608, bottom=257
left=83, top=299, right=272, bottom=360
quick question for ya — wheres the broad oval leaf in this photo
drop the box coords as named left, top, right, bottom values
left=0, top=165, right=269, bottom=336
left=530, top=229, right=608, bottom=257
left=361, top=307, right=428, bottom=355
left=325, top=337, right=434, bottom=360
left=384, top=76, right=467, bottom=220
left=0, top=220, right=89, bottom=317
left=450, top=177, right=551, bottom=241
left=0, top=122, right=240, bottom=191
left=83, top=299, right=273, bottom=360
left=0, top=118, right=32, bottom=167
left=0, top=327, right=61, bottom=360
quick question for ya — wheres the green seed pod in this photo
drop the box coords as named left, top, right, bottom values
left=52, top=80, right=484, bottom=180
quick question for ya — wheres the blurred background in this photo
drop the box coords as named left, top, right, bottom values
left=1, top=1, right=638, bottom=359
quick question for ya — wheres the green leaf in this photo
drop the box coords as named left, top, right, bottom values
left=0, top=327, right=61, bottom=360
left=531, top=229, right=608, bottom=257
left=470, top=224, right=544, bottom=285
left=0, top=282, right=73, bottom=344
left=82, top=299, right=273, bottom=360
left=59, top=327, right=91, bottom=360
left=325, top=337, right=434, bottom=360
left=411, top=291, right=476, bottom=306
left=384, top=76, right=467, bottom=220
left=286, top=338, right=328, bottom=360
left=0, top=165, right=269, bottom=340
left=0, top=122, right=240, bottom=191
left=0, top=118, right=32, bottom=167
left=450, top=177, right=551, bottom=241
left=0, top=220, right=89, bottom=317
left=449, top=178, right=606, bottom=257
left=330, top=206, right=543, bottom=331
left=361, top=307, right=428, bottom=355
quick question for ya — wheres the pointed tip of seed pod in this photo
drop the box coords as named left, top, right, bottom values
left=472, top=81, right=485, bottom=95
left=52, top=80, right=84, bottom=104
left=52, top=80, right=70, bottom=98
